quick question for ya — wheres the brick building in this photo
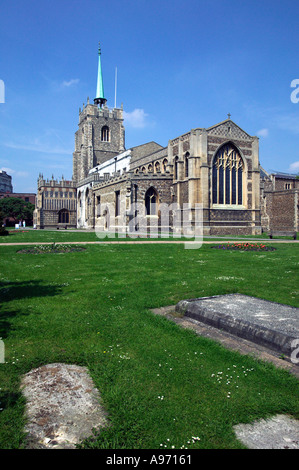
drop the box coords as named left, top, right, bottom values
left=0, top=191, right=36, bottom=226
left=260, top=171, right=298, bottom=233
left=34, top=176, right=76, bottom=229
left=0, top=192, right=36, bottom=205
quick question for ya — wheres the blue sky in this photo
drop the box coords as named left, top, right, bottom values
left=0, top=0, right=299, bottom=192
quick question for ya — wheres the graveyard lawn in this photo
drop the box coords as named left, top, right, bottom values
left=0, top=241, right=298, bottom=449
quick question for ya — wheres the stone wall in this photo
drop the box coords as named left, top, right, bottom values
left=93, top=173, right=173, bottom=233
left=263, top=190, right=298, bottom=232
left=167, top=120, right=261, bottom=235
left=73, top=103, right=125, bottom=183
left=34, top=178, right=77, bottom=229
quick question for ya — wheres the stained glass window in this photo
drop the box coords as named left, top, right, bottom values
left=212, top=144, right=244, bottom=206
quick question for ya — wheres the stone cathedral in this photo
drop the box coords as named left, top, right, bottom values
left=36, top=43, right=293, bottom=237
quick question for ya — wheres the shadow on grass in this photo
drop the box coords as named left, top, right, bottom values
left=0, top=391, right=22, bottom=411
left=0, top=280, right=62, bottom=339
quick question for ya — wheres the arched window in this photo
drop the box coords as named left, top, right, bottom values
left=185, top=152, right=189, bottom=178
left=212, top=144, right=244, bottom=205
left=101, top=126, right=110, bottom=142
left=58, top=209, right=69, bottom=224
left=155, top=161, right=160, bottom=173
left=145, top=187, right=158, bottom=216
left=162, top=158, right=168, bottom=173
left=85, top=188, right=90, bottom=221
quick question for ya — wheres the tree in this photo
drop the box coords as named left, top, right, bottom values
left=0, top=206, right=8, bottom=235
left=0, top=197, right=35, bottom=225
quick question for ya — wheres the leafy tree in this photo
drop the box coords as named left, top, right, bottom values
left=0, top=206, right=9, bottom=235
left=0, top=197, right=35, bottom=224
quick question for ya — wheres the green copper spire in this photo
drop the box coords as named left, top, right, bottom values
left=94, top=42, right=107, bottom=107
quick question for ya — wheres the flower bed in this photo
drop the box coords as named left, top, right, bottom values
left=211, top=242, right=276, bottom=251
left=17, top=243, right=86, bottom=254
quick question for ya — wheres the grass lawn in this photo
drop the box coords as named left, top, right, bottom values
left=0, top=234, right=298, bottom=449
left=1, top=227, right=298, bottom=244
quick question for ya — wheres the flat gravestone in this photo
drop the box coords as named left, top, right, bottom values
left=234, top=414, right=299, bottom=449
left=21, top=363, right=108, bottom=449
left=176, top=294, right=299, bottom=358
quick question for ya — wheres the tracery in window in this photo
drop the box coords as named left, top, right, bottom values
left=101, top=125, right=110, bottom=142
left=212, top=144, right=244, bottom=205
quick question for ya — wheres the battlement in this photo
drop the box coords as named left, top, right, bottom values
left=78, top=99, right=123, bottom=124
left=37, top=175, right=75, bottom=189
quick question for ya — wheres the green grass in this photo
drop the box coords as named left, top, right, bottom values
left=0, top=234, right=298, bottom=449
left=1, top=227, right=297, bottom=244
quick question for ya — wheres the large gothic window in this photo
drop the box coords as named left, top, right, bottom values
left=212, top=144, right=244, bottom=205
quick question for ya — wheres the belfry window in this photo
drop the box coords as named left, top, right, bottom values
left=101, top=125, right=110, bottom=142
left=212, top=144, right=244, bottom=205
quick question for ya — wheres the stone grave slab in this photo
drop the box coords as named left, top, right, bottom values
left=21, top=363, right=108, bottom=449
left=234, top=414, right=299, bottom=449
left=175, top=294, right=299, bottom=358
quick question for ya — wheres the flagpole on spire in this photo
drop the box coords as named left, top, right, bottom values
left=94, top=42, right=107, bottom=107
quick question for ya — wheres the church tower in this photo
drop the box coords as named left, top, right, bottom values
left=73, top=43, right=125, bottom=183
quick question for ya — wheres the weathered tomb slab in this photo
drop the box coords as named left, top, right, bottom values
left=234, top=414, right=299, bottom=449
left=175, top=294, right=299, bottom=358
left=21, top=363, right=108, bottom=449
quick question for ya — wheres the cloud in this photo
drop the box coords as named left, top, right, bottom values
left=244, top=103, right=299, bottom=135
left=0, top=166, right=29, bottom=177
left=61, top=78, right=80, bottom=88
left=123, top=109, right=149, bottom=128
left=288, top=161, right=299, bottom=173
left=257, top=128, right=269, bottom=137
left=0, top=166, right=14, bottom=174
left=5, top=141, right=72, bottom=155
